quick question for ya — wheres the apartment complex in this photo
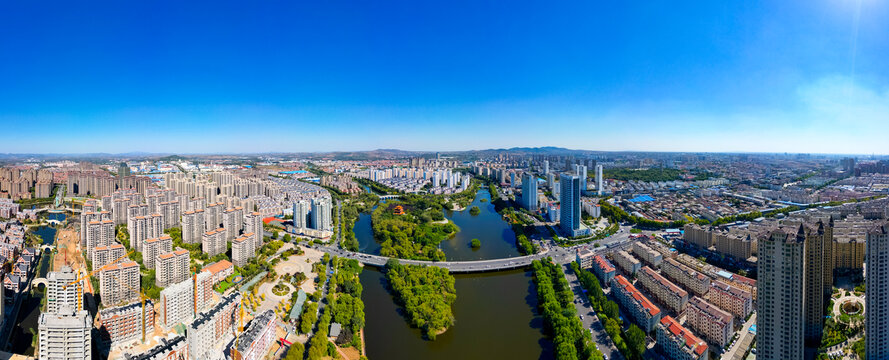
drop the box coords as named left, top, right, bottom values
left=97, top=301, right=155, bottom=347
left=590, top=254, right=616, bottom=285
left=202, top=228, right=227, bottom=257
left=636, top=266, right=688, bottom=314
left=685, top=296, right=733, bottom=348
left=612, top=275, right=662, bottom=332
left=92, top=242, right=126, bottom=269
left=757, top=227, right=805, bottom=360
left=233, top=309, right=277, bottom=360
left=867, top=222, right=889, bottom=358
left=46, top=266, right=83, bottom=314
left=612, top=250, right=641, bottom=276
left=159, top=279, right=194, bottom=328
left=156, top=249, right=189, bottom=287
left=99, top=260, right=140, bottom=307
left=232, top=234, right=255, bottom=267
left=661, top=258, right=710, bottom=297
left=521, top=172, right=538, bottom=210
left=631, top=241, right=662, bottom=268
left=38, top=308, right=92, bottom=360
left=709, top=280, right=753, bottom=320
left=125, top=335, right=189, bottom=360
left=201, top=260, right=234, bottom=285
left=656, top=316, right=707, bottom=360
left=576, top=249, right=595, bottom=269
left=187, top=292, right=241, bottom=360
left=181, top=209, right=205, bottom=244
left=142, top=235, right=173, bottom=270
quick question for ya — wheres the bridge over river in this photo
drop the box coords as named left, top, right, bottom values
left=317, top=245, right=585, bottom=273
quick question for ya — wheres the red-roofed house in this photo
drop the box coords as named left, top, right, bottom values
left=656, top=315, right=707, bottom=360
left=612, top=275, right=662, bottom=332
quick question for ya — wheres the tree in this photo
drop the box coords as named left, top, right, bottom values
left=603, top=301, right=620, bottom=322
left=283, top=342, right=304, bottom=360
left=299, top=303, right=319, bottom=334
left=469, top=206, right=481, bottom=215
left=470, top=238, right=481, bottom=248
left=626, top=324, right=647, bottom=358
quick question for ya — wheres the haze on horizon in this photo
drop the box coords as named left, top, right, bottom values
left=1, top=1, right=888, bottom=155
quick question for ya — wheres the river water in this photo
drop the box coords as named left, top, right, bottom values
left=357, top=189, right=552, bottom=360
left=9, top=224, right=58, bottom=355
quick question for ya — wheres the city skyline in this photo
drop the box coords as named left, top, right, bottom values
left=2, top=1, right=889, bottom=154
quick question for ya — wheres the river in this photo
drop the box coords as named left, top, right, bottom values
left=357, top=188, right=552, bottom=360
left=9, top=224, right=58, bottom=355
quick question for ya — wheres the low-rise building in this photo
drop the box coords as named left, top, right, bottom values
left=590, top=254, right=616, bottom=285
left=124, top=335, right=188, bottom=360
left=97, top=301, right=155, bottom=347
left=201, top=259, right=234, bottom=285
left=685, top=296, right=734, bottom=348
left=632, top=241, right=663, bottom=268
left=636, top=266, right=688, bottom=314
left=612, top=275, right=662, bottom=332
left=709, top=280, right=753, bottom=320
left=576, top=249, right=595, bottom=269
left=656, top=315, right=708, bottom=360
left=662, top=258, right=711, bottom=296
left=612, top=250, right=641, bottom=276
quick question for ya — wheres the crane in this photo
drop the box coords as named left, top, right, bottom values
left=107, top=271, right=151, bottom=343
left=63, top=250, right=134, bottom=290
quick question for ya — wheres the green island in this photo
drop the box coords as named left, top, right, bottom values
left=470, top=238, right=481, bottom=248
left=468, top=206, right=481, bottom=215
left=385, top=259, right=457, bottom=340
left=372, top=197, right=459, bottom=261
left=531, top=258, right=603, bottom=360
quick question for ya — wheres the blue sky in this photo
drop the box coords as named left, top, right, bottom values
left=1, top=0, right=888, bottom=154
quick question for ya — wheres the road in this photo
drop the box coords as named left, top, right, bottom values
left=563, top=263, right=624, bottom=360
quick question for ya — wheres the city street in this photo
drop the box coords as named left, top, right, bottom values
left=563, top=263, right=623, bottom=360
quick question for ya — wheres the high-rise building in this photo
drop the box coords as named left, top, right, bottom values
left=159, top=279, right=194, bottom=328
left=867, top=222, right=889, bottom=358
left=521, top=173, right=538, bottom=211
left=181, top=210, right=204, bottom=244
left=233, top=309, right=277, bottom=360
left=99, top=261, right=140, bottom=307
left=86, top=219, right=114, bottom=259
left=311, top=197, right=332, bottom=231
left=156, top=249, right=190, bottom=287
left=802, top=220, right=832, bottom=344
left=46, top=266, right=83, bottom=314
left=187, top=292, right=241, bottom=360
left=232, top=235, right=255, bottom=267
left=596, top=164, right=604, bottom=195
left=92, top=242, right=126, bottom=270
left=559, top=174, right=588, bottom=237
left=38, top=307, right=92, bottom=360
left=202, top=228, right=227, bottom=257
left=142, top=235, right=173, bottom=270
left=757, top=227, right=805, bottom=360
left=245, top=211, right=263, bottom=250
left=292, top=200, right=310, bottom=229
left=574, top=164, right=587, bottom=192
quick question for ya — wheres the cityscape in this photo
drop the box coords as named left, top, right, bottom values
left=2, top=1, right=889, bottom=360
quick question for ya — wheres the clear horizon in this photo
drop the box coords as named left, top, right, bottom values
left=2, top=1, right=888, bottom=154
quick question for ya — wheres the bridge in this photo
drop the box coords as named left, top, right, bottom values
left=379, top=194, right=401, bottom=200
left=317, top=245, right=580, bottom=273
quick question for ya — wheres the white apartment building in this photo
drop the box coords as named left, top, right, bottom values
left=156, top=249, right=189, bottom=287
left=99, top=260, right=140, bottom=307
left=142, top=235, right=173, bottom=270
left=38, top=308, right=92, bottom=360
left=159, top=279, right=194, bottom=328
left=46, top=266, right=83, bottom=314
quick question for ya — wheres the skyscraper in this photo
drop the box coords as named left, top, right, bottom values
left=521, top=173, right=538, bottom=211
left=574, top=164, right=587, bottom=192
left=757, top=227, right=805, bottom=360
left=39, top=307, right=92, bottom=360
left=46, top=266, right=83, bottom=314
left=867, top=222, right=889, bottom=358
left=802, top=220, right=832, bottom=345
left=595, top=164, right=604, bottom=195
left=559, top=174, right=588, bottom=237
